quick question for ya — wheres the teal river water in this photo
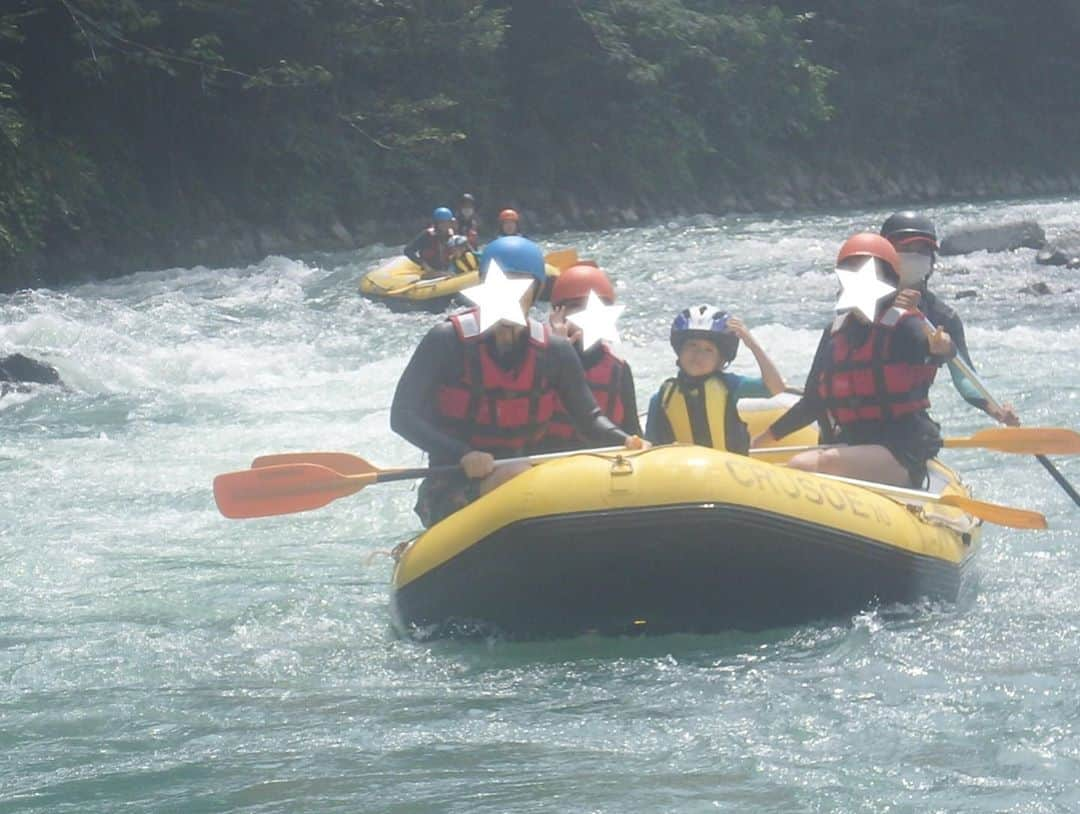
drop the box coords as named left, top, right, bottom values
left=3, top=198, right=1079, bottom=813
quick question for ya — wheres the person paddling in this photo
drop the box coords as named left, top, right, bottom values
left=391, top=236, right=646, bottom=527
left=646, top=305, right=786, bottom=452
left=540, top=264, right=642, bottom=452
left=403, top=207, right=455, bottom=275
left=754, top=233, right=955, bottom=488
left=880, top=211, right=1019, bottom=426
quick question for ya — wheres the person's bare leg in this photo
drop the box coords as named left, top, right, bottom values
left=787, top=445, right=910, bottom=487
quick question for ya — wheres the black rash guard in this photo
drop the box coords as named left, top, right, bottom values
left=391, top=320, right=630, bottom=465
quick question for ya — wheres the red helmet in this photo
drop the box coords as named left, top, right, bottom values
left=836, top=233, right=901, bottom=277
left=498, top=208, right=520, bottom=222
left=551, top=264, right=615, bottom=306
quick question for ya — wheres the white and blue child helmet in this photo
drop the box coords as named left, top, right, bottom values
left=670, top=305, right=739, bottom=361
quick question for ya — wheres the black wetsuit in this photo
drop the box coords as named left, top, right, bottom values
left=391, top=320, right=630, bottom=524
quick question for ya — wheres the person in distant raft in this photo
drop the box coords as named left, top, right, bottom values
left=539, top=264, right=642, bottom=452
left=403, top=207, right=455, bottom=275
left=455, top=193, right=481, bottom=249
left=496, top=208, right=528, bottom=239
left=880, top=211, right=1019, bottom=426
left=391, top=236, right=647, bottom=527
left=754, top=233, right=956, bottom=488
left=645, top=305, right=786, bottom=453
left=447, top=235, right=480, bottom=276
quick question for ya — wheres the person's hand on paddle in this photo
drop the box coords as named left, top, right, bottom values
left=460, top=450, right=496, bottom=479
left=894, top=288, right=922, bottom=311
left=989, top=402, right=1022, bottom=427
left=926, top=326, right=954, bottom=357
left=625, top=435, right=651, bottom=451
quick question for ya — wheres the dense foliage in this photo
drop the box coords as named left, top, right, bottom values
left=2, top=1, right=1079, bottom=288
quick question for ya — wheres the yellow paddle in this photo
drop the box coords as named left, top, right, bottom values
left=543, top=248, right=578, bottom=271
left=813, top=472, right=1047, bottom=530
left=922, top=316, right=1080, bottom=507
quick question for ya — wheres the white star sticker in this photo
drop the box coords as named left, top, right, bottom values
left=460, top=259, right=535, bottom=333
left=567, top=289, right=625, bottom=351
left=834, top=256, right=896, bottom=324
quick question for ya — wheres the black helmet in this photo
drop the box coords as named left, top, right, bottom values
left=880, top=212, right=938, bottom=247
left=460, top=192, right=475, bottom=203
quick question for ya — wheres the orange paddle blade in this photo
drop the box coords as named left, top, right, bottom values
left=251, top=452, right=377, bottom=477
left=214, top=463, right=375, bottom=519
left=943, top=427, right=1080, bottom=455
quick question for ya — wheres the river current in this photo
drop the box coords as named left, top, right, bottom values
left=3, top=197, right=1079, bottom=812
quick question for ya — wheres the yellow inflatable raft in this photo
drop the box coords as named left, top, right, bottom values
left=391, top=398, right=981, bottom=639
left=359, top=256, right=561, bottom=311
left=358, top=256, right=479, bottom=311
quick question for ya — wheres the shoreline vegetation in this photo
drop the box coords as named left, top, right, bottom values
left=3, top=1, right=1079, bottom=292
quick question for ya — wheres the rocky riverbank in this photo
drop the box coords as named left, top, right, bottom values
left=7, top=160, right=1080, bottom=294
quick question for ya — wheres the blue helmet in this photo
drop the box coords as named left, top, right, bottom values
left=432, top=207, right=454, bottom=222
left=670, top=305, right=739, bottom=360
left=480, top=236, right=547, bottom=283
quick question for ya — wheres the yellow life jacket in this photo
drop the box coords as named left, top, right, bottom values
left=659, top=373, right=750, bottom=453
left=453, top=250, right=480, bottom=276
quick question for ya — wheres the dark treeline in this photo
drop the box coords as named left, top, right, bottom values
left=2, top=1, right=1079, bottom=290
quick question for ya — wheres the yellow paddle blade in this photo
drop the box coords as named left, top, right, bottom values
left=943, top=427, right=1080, bottom=455
left=214, top=464, right=376, bottom=519
left=935, top=494, right=1047, bottom=530
left=816, top=472, right=1047, bottom=530
left=543, top=248, right=578, bottom=271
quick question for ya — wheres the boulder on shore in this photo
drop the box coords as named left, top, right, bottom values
left=939, top=221, right=1046, bottom=255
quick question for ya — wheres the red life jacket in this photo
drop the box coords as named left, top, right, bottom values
left=544, top=344, right=627, bottom=442
left=435, top=310, right=556, bottom=453
left=419, top=227, right=452, bottom=269
left=817, top=309, right=940, bottom=428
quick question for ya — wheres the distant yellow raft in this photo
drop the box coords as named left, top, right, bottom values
left=359, top=256, right=560, bottom=311
left=391, top=397, right=980, bottom=640
left=358, top=256, right=478, bottom=311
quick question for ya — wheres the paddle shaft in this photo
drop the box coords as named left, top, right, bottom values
left=379, top=445, right=628, bottom=482
left=932, top=319, right=1080, bottom=507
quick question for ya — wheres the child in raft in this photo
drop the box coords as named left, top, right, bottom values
left=645, top=305, right=786, bottom=453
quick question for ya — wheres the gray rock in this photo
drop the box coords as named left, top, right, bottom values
left=1067, top=258, right=1080, bottom=270
left=330, top=219, right=353, bottom=246
left=1019, top=281, right=1052, bottom=295
left=1037, top=248, right=1069, bottom=266
left=0, top=353, right=61, bottom=385
left=256, top=228, right=291, bottom=255
left=939, top=221, right=1047, bottom=255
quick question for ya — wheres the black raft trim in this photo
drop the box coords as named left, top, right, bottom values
left=392, top=502, right=975, bottom=640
